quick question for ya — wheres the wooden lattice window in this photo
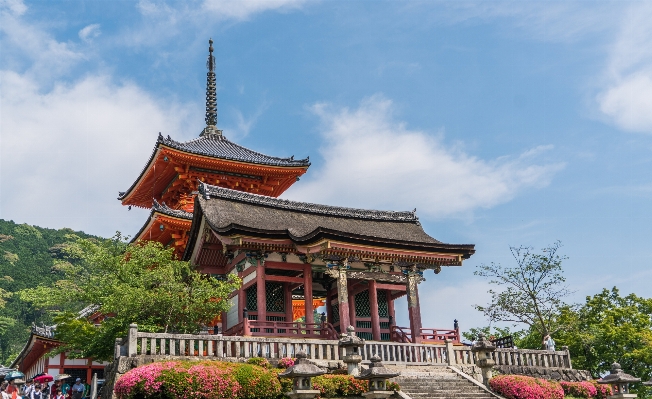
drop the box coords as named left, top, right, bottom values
left=265, top=282, right=285, bottom=313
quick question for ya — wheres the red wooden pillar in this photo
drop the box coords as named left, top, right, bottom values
left=303, top=265, right=314, bottom=326
left=284, top=283, right=294, bottom=323
left=336, top=269, right=350, bottom=331
left=256, top=259, right=266, bottom=325
left=406, top=274, right=423, bottom=343
left=325, top=286, right=333, bottom=324
left=238, top=287, right=245, bottom=324
left=387, top=291, right=395, bottom=321
left=348, top=289, right=356, bottom=330
left=369, top=281, right=381, bottom=341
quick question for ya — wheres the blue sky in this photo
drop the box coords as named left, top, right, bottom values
left=2, top=0, right=652, bottom=332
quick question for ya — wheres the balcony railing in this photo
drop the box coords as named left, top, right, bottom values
left=390, top=326, right=460, bottom=344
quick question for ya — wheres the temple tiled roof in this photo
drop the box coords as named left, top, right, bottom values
left=152, top=200, right=193, bottom=220
left=199, top=183, right=418, bottom=222
left=118, top=133, right=310, bottom=201
left=160, top=133, right=310, bottom=167
left=192, top=183, right=475, bottom=256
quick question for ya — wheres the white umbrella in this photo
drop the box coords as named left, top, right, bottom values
left=55, top=374, right=71, bottom=381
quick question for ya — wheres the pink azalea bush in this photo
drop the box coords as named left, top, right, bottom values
left=560, top=381, right=598, bottom=398
left=490, top=375, right=564, bottom=399
left=591, top=382, right=612, bottom=399
left=311, top=375, right=368, bottom=398
left=277, top=357, right=295, bottom=369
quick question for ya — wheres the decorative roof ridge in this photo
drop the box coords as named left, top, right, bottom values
left=152, top=199, right=193, bottom=219
left=157, top=133, right=310, bottom=165
left=198, top=182, right=420, bottom=222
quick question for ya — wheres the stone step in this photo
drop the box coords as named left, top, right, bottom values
left=406, top=396, right=494, bottom=398
left=399, top=385, right=486, bottom=392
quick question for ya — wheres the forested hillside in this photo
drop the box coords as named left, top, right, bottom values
left=0, top=219, right=100, bottom=365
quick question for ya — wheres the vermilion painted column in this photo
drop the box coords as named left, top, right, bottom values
left=303, top=265, right=314, bottom=326
left=369, top=281, right=381, bottom=341
left=284, top=283, right=294, bottom=323
left=335, top=269, right=350, bottom=331
left=256, top=259, right=266, bottom=324
left=387, top=291, right=395, bottom=321
left=325, top=285, right=333, bottom=324
left=348, top=289, right=356, bottom=330
left=406, top=273, right=423, bottom=343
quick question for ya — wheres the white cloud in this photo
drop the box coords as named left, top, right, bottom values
left=202, top=0, right=307, bottom=20
left=0, top=71, right=193, bottom=236
left=596, top=3, right=652, bottom=133
left=285, top=95, right=564, bottom=218
left=79, top=24, right=101, bottom=43
left=0, top=2, right=193, bottom=237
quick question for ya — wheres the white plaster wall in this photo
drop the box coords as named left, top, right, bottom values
left=227, top=293, right=239, bottom=329
left=242, top=270, right=256, bottom=285
left=48, top=353, right=61, bottom=366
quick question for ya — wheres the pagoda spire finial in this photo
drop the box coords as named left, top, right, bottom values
left=202, top=38, right=221, bottom=137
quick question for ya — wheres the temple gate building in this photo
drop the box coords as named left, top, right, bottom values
left=120, top=40, right=476, bottom=344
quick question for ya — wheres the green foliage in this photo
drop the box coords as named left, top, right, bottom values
left=311, top=375, right=368, bottom=397
left=462, top=325, right=524, bottom=342
left=18, top=234, right=241, bottom=361
left=554, top=287, right=652, bottom=396
left=246, top=357, right=271, bottom=369
left=0, top=219, right=99, bottom=365
left=475, top=241, right=571, bottom=340
left=232, top=364, right=282, bottom=399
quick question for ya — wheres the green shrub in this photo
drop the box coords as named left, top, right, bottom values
left=312, top=375, right=367, bottom=398
left=247, top=357, right=271, bottom=369
left=233, top=363, right=282, bottom=399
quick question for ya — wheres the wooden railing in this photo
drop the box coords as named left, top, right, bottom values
left=223, top=320, right=337, bottom=340
left=246, top=320, right=338, bottom=339
left=390, top=326, right=460, bottom=344
left=119, top=324, right=571, bottom=370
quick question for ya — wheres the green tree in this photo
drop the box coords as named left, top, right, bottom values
left=555, top=287, right=652, bottom=386
left=474, top=241, right=571, bottom=343
left=19, top=234, right=240, bottom=361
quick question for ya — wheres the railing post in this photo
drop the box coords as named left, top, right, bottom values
left=128, top=323, right=138, bottom=357
left=445, top=338, right=456, bottom=365
left=243, top=308, right=251, bottom=336
left=562, top=346, right=572, bottom=369
left=114, top=338, right=123, bottom=359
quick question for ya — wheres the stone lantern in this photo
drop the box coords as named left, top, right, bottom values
left=356, top=355, right=400, bottom=399
left=278, top=350, right=325, bottom=399
left=338, top=325, right=365, bottom=376
left=598, top=363, right=641, bottom=399
left=643, top=378, right=652, bottom=387
left=471, top=333, right=496, bottom=387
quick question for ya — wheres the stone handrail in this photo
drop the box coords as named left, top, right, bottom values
left=124, top=324, right=341, bottom=361
left=452, top=345, right=572, bottom=368
left=361, top=340, right=448, bottom=365
left=119, top=325, right=571, bottom=369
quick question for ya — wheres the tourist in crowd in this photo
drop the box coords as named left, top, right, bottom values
left=53, top=390, right=63, bottom=399
left=542, top=334, right=555, bottom=351
left=50, top=382, right=59, bottom=399
left=70, top=379, right=83, bottom=399
left=1, top=381, right=10, bottom=399
left=81, top=381, right=89, bottom=399
left=5, top=380, right=18, bottom=399
left=30, top=384, right=42, bottom=399
left=59, top=381, right=69, bottom=399
left=22, top=381, right=33, bottom=399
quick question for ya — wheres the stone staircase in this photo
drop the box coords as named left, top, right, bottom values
left=389, top=366, right=499, bottom=399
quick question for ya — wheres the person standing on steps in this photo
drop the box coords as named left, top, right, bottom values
left=542, top=334, right=555, bottom=351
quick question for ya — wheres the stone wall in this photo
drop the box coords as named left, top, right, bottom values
left=493, top=365, right=593, bottom=381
